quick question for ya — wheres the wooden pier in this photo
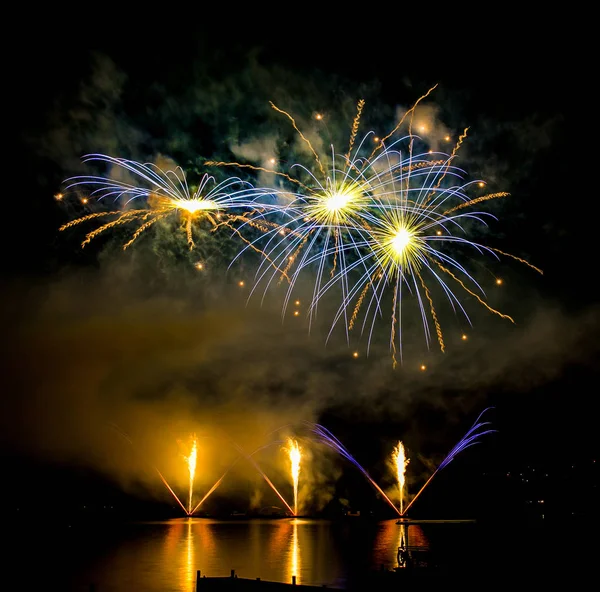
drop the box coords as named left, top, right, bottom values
left=194, top=569, right=338, bottom=590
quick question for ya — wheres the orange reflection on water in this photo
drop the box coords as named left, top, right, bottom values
left=372, top=519, right=429, bottom=569
left=163, top=518, right=218, bottom=591
left=266, top=519, right=303, bottom=585
left=269, top=519, right=291, bottom=558
left=289, top=519, right=301, bottom=585
left=186, top=519, right=195, bottom=590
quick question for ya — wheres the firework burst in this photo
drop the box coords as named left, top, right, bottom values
left=208, top=87, right=541, bottom=365
left=317, top=136, right=543, bottom=366
left=58, top=154, right=274, bottom=254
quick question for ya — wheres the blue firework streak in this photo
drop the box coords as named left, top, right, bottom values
left=401, top=407, right=497, bottom=515
left=218, top=90, right=542, bottom=366
left=312, top=131, right=539, bottom=367
left=59, top=153, right=276, bottom=251
left=304, top=421, right=402, bottom=516
left=230, top=129, right=415, bottom=337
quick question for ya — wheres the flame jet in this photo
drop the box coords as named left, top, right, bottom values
left=284, top=438, right=302, bottom=516
left=392, top=441, right=409, bottom=514
left=184, top=436, right=198, bottom=515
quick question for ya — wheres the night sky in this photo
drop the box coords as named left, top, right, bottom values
left=3, top=22, right=597, bottom=522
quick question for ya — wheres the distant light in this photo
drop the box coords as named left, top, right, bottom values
left=478, top=182, right=485, bottom=188
left=195, top=262, right=204, bottom=270
left=419, top=125, right=426, bottom=132
left=295, top=300, right=300, bottom=306
left=436, top=230, right=442, bottom=236
left=444, top=135, right=450, bottom=141
left=461, top=334, right=468, bottom=341
left=353, top=352, right=359, bottom=358
left=81, top=197, right=88, bottom=204
left=373, top=136, right=380, bottom=143
left=294, top=311, right=299, bottom=316
left=54, top=193, right=63, bottom=200
left=428, top=150, right=433, bottom=154
left=496, top=278, right=503, bottom=285
left=315, top=113, right=323, bottom=120
left=420, top=364, right=426, bottom=371
left=238, top=281, right=245, bottom=287
left=279, top=229, right=285, bottom=235
left=269, top=158, right=276, bottom=164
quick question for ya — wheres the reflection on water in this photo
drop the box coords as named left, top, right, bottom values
left=289, top=519, right=301, bottom=584
left=13, top=517, right=480, bottom=591
left=371, top=520, right=429, bottom=569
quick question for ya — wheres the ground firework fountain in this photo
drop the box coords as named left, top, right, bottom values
left=392, top=442, right=409, bottom=514
left=401, top=408, right=496, bottom=516
left=284, top=438, right=302, bottom=516
left=153, top=410, right=494, bottom=518
left=184, top=436, right=198, bottom=515
left=305, top=422, right=402, bottom=517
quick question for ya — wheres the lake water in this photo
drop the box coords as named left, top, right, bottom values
left=6, top=516, right=590, bottom=590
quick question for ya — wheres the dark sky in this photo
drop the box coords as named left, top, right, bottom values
left=2, top=23, right=596, bottom=514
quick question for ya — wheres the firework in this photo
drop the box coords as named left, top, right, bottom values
left=187, top=438, right=294, bottom=516
left=401, top=408, right=496, bottom=516
left=58, top=154, right=274, bottom=253
left=306, top=422, right=401, bottom=517
left=318, top=136, right=543, bottom=367
left=215, top=100, right=413, bottom=337
left=184, top=436, right=198, bottom=514
left=284, top=438, right=302, bottom=516
left=211, top=87, right=541, bottom=366
left=392, top=441, right=409, bottom=514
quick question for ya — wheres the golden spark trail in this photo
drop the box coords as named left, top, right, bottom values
left=58, top=209, right=144, bottom=231
left=269, top=102, right=325, bottom=176
left=424, top=128, right=469, bottom=205
left=392, top=442, right=410, bottom=515
left=417, top=269, right=445, bottom=352
left=122, top=212, right=170, bottom=250
left=402, top=471, right=436, bottom=516
left=279, top=235, right=310, bottom=284
left=156, top=468, right=188, bottom=515
left=285, top=438, right=302, bottom=516
left=330, top=228, right=339, bottom=278
left=349, top=280, right=371, bottom=331
left=368, top=84, right=438, bottom=161
left=436, top=263, right=515, bottom=323
left=443, top=192, right=510, bottom=215
left=184, top=437, right=198, bottom=515
left=205, top=161, right=305, bottom=188
left=225, top=223, right=291, bottom=281
left=489, top=248, right=544, bottom=275
left=345, top=99, right=365, bottom=162
left=190, top=473, right=227, bottom=515
left=231, top=442, right=295, bottom=515
left=391, top=277, right=399, bottom=369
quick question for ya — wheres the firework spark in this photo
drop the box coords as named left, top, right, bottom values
left=211, top=88, right=541, bottom=366
left=184, top=436, right=198, bottom=515
left=392, top=441, right=410, bottom=514
left=58, top=154, right=273, bottom=253
left=401, top=408, right=496, bottom=516
left=284, top=438, right=302, bottom=516
left=305, top=422, right=401, bottom=517
left=316, top=135, right=542, bottom=367
left=211, top=100, right=410, bottom=337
